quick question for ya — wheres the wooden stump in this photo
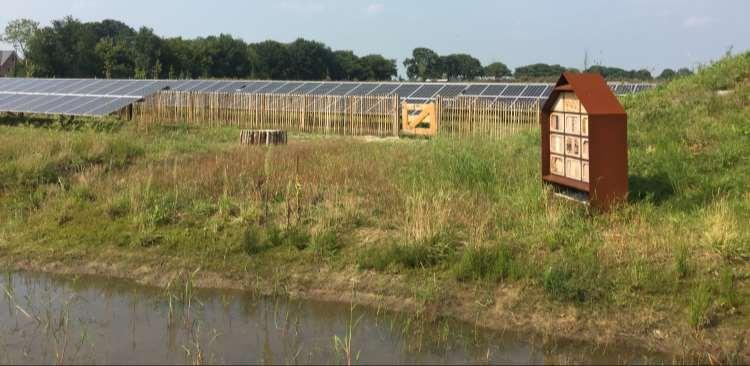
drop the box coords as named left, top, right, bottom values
left=239, top=129, right=287, bottom=145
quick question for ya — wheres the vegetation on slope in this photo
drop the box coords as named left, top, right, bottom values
left=0, top=52, right=748, bottom=361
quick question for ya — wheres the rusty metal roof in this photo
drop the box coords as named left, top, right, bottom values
left=543, top=72, right=626, bottom=116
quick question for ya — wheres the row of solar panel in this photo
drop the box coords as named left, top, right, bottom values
left=0, top=77, right=655, bottom=117
left=0, top=78, right=165, bottom=97
left=0, top=93, right=137, bottom=116
left=163, top=80, right=653, bottom=99
left=0, top=77, right=653, bottom=100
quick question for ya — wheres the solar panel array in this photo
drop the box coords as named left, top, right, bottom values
left=162, top=79, right=653, bottom=104
left=0, top=78, right=165, bottom=116
left=0, top=77, right=655, bottom=117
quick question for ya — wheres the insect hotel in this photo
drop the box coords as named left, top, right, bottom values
left=541, top=73, right=628, bottom=209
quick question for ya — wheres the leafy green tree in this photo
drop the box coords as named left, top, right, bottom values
left=514, top=63, right=568, bottom=80
left=439, top=54, right=483, bottom=80
left=1, top=18, right=39, bottom=76
left=26, top=16, right=101, bottom=77
left=658, top=68, right=677, bottom=80
left=359, top=54, right=397, bottom=80
left=484, top=62, right=512, bottom=79
left=251, top=40, right=291, bottom=79
left=330, top=50, right=366, bottom=80
left=676, top=68, right=693, bottom=77
left=194, top=34, right=251, bottom=78
left=95, top=37, right=133, bottom=79
left=132, top=27, right=164, bottom=78
left=286, top=38, right=334, bottom=80
left=403, top=47, right=441, bottom=80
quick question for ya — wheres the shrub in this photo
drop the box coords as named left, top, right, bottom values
left=107, top=194, right=131, bottom=219
left=674, top=245, right=691, bottom=279
left=541, top=246, right=607, bottom=303
left=688, top=284, right=714, bottom=329
left=358, top=231, right=458, bottom=271
left=286, top=226, right=311, bottom=251
left=311, top=230, right=341, bottom=259
left=453, top=244, right=517, bottom=282
left=242, top=226, right=265, bottom=256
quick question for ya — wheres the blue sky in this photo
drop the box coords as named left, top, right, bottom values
left=1, top=0, right=748, bottom=77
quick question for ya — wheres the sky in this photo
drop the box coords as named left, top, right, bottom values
left=1, top=0, right=748, bottom=78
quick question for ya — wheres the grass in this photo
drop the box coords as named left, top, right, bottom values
left=0, top=52, right=749, bottom=361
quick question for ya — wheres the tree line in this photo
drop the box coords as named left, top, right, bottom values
left=2, top=17, right=397, bottom=81
left=2, top=17, right=693, bottom=82
left=402, top=47, right=692, bottom=81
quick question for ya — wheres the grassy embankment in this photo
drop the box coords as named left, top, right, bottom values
left=1, top=53, right=749, bottom=361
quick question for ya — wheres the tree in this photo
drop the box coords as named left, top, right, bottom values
left=2, top=18, right=39, bottom=76
left=676, top=68, right=693, bottom=78
left=132, top=27, right=164, bottom=79
left=21, top=16, right=398, bottom=81
left=658, top=68, right=677, bottom=80
left=514, top=63, right=568, bottom=80
left=286, top=38, right=334, bottom=80
left=330, top=50, right=366, bottom=81
left=359, top=54, right=397, bottom=80
left=586, top=65, right=653, bottom=81
left=95, top=37, right=133, bottom=78
left=484, top=62, right=512, bottom=79
left=439, top=54, right=483, bottom=80
left=251, top=40, right=291, bottom=79
left=403, top=47, right=441, bottom=80
left=194, top=34, right=251, bottom=78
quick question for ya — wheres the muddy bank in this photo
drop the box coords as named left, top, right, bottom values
left=3, top=250, right=746, bottom=364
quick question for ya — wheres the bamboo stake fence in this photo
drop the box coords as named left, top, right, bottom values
left=133, top=91, right=539, bottom=139
left=435, top=97, right=540, bottom=139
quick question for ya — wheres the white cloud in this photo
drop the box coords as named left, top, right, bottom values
left=363, top=3, right=384, bottom=16
left=683, top=16, right=714, bottom=28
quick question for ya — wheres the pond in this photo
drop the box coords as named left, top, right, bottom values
left=0, top=271, right=669, bottom=364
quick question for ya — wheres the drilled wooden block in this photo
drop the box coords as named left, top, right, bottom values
left=239, top=129, right=288, bottom=145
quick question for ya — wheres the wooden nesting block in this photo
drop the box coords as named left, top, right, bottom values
left=240, top=129, right=288, bottom=145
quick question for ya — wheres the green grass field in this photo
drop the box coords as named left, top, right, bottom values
left=1, top=52, right=749, bottom=362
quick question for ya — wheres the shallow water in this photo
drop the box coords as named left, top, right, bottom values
left=0, top=271, right=669, bottom=364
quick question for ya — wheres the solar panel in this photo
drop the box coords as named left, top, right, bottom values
left=293, top=82, right=321, bottom=94
left=241, top=81, right=271, bottom=93
left=521, top=85, right=547, bottom=97
left=393, top=84, right=420, bottom=98
left=436, top=84, right=467, bottom=98
left=313, top=82, right=342, bottom=95
left=464, top=84, right=488, bottom=95
left=215, top=81, right=246, bottom=93
left=410, top=84, right=443, bottom=99
left=86, top=97, right=139, bottom=116
left=634, top=84, right=652, bottom=93
left=501, top=84, right=525, bottom=96
left=615, top=84, right=634, bottom=94
left=480, top=84, right=506, bottom=96
left=255, top=81, right=286, bottom=94
left=31, top=95, right=70, bottom=112
left=541, top=85, right=554, bottom=97
left=328, top=83, right=359, bottom=96
left=274, top=82, right=305, bottom=94
left=369, top=83, right=399, bottom=95
left=348, top=83, right=378, bottom=96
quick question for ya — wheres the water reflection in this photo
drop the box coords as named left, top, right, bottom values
left=0, top=271, right=667, bottom=364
